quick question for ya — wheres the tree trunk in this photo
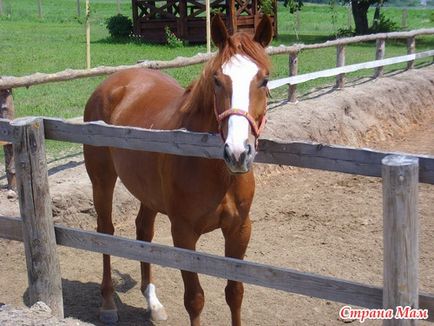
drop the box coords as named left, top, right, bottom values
left=351, top=1, right=370, bottom=35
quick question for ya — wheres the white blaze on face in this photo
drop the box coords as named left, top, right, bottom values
left=222, top=54, right=259, bottom=160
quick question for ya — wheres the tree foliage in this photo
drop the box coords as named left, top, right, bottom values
left=284, top=0, right=303, bottom=14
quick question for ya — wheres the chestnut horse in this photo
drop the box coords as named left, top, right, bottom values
left=83, top=15, right=272, bottom=326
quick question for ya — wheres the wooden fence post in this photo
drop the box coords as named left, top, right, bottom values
left=407, top=37, right=416, bottom=70
left=37, top=0, right=43, bottom=19
left=0, top=89, right=16, bottom=190
left=288, top=51, right=298, bottom=103
left=382, top=155, right=419, bottom=325
left=402, top=9, right=408, bottom=30
left=374, top=38, right=386, bottom=78
left=336, top=45, right=345, bottom=89
left=76, top=0, right=80, bottom=17
left=85, top=0, right=91, bottom=69
left=11, top=117, right=64, bottom=318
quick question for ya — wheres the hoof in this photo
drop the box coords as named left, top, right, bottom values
left=100, top=309, right=119, bottom=324
left=150, top=306, right=168, bottom=321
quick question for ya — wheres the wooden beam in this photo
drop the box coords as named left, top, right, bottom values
left=11, top=117, right=63, bottom=318
left=5, top=118, right=434, bottom=185
left=255, top=140, right=434, bottom=185
left=382, top=155, right=419, bottom=325
left=0, top=52, right=214, bottom=90
left=0, top=215, right=433, bottom=321
left=43, top=118, right=224, bottom=159
left=41, top=118, right=434, bottom=184
left=268, top=49, right=434, bottom=90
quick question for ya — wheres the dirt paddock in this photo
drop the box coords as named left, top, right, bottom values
left=0, top=68, right=434, bottom=325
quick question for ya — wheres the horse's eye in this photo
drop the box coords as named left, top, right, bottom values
left=260, top=77, right=269, bottom=88
left=213, top=75, right=221, bottom=87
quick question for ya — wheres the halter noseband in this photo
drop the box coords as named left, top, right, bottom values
left=214, top=107, right=266, bottom=145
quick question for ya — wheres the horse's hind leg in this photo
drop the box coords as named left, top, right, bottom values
left=135, top=204, right=167, bottom=321
left=84, top=145, right=118, bottom=323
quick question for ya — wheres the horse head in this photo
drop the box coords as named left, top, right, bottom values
left=210, top=14, right=273, bottom=174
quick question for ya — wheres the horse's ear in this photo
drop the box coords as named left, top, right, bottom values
left=211, top=14, right=229, bottom=50
left=253, top=15, right=273, bottom=48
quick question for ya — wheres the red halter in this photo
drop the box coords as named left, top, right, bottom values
left=214, top=107, right=267, bottom=146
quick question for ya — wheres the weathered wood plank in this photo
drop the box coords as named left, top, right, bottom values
left=41, top=118, right=434, bottom=184
left=0, top=118, right=14, bottom=143
left=0, top=215, right=433, bottom=321
left=43, top=118, right=224, bottom=158
left=11, top=117, right=64, bottom=318
left=268, top=49, right=434, bottom=90
left=0, top=215, right=22, bottom=241
left=255, top=140, right=434, bottom=185
left=382, top=156, right=419, bottom=325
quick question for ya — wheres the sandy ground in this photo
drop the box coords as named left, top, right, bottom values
left=0, top=68, right=433, bottom=325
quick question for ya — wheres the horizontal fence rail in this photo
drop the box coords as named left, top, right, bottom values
left=1, top=117, right=434, bottom=184
left=268, top=49, right=434, bottom=89
left=0, top=29, right=433, bottom=90
left=0, top=215, right=433, bottom=321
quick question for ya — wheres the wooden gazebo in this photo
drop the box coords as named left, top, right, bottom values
left=131, top=0, right=277, bottom=43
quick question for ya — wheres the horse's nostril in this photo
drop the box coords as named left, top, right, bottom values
left=239, top=150, right=247, bottom=163
left=223, top=144, right=231, bottom=162
left=246, top=144, right=252, bottom=156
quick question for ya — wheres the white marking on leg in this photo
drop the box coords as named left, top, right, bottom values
left=222, top=54, right=259, bottom=159
left=145, top=283, right=168, bottom=321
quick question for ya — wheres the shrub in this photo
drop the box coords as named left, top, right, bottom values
left=337, top=27, right=355, bottom=38
left=164, top=26, right=183, bottom=48
left=106, top=14, right=133, bottom=39
left=260, top=0, right=274, bottom=15
left=370, top=13, right=399, bottom=33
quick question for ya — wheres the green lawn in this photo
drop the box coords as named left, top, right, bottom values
left=0, top=0, right=433, bottom=157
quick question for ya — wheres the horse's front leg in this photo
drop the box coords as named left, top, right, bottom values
left=135, top=204, right=167, bottom=321
left=171, top=221, right=204, bottom=326
left=222, top=216, right=252, bottom=326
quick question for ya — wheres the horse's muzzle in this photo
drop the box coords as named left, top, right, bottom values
left=223, top=143, right=256, bottom=174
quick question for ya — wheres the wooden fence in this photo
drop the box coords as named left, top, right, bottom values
left=1, top=28, right=434, bottom=190
left=0, top=116, right=433, bottom=324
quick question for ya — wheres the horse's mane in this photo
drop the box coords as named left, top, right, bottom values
left=180, top=31, right=271, bottom=115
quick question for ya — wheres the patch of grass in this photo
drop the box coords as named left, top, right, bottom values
left=0, top=0, right=433, bottom=158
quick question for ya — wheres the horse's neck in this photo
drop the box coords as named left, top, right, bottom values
left=180, top=73, right=218, bottom=133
